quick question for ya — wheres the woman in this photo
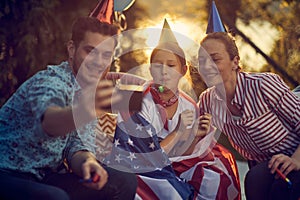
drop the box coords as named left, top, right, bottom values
left=198, top=32, right=300, bottom=200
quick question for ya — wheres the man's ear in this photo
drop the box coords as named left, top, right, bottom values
left=67, top=40, right=75, bottom=59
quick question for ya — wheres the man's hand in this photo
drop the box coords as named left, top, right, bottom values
left=80, top=158, right=108, bottom=190
left=75, top=80, right=122, bottom=124
left=71, top=151, right=109, bottom=190
left=94, top=80, right=122, bottom=116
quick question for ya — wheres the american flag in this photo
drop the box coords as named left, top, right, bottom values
left=171, top=142, right=241, bottom=200
left=104, top=112, right=194, bottom=199
left=136, top=132, right=241, bottom=200
left=104, top=112, right=240, bottom=199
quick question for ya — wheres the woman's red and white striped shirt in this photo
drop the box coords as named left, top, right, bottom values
left=198, top=72, right=300, bottom=162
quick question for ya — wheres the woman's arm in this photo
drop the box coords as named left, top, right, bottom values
left=263, top=74, right=300, bottom=175
left=261, top=74, right=300, bottom=132
left=291, top=144, right=300, bottom=171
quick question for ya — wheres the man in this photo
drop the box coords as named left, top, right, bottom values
left=0, top=17, right=137, bottom=200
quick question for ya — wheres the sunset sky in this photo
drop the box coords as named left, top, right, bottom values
left=136, top=0, right=279, bottom=71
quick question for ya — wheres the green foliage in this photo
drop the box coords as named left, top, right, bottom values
left=0, top=0, right=99, bottom=106
left=238, top=0, right=300, bottom=87
left=0, top=0, right=299, bottom=107
left=0, top=0, right=147, bottom=106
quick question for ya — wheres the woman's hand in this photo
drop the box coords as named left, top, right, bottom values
left=268, top=153, right=300, bottom=176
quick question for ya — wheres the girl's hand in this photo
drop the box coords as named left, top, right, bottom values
left=177, top=110, right=195, bottom=132
left=194, top=113, right=212, bottom=138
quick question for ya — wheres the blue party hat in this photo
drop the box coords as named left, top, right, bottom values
left=206, top=1, right=226, bottom=33
left=114, top=0, right=135, bottom=12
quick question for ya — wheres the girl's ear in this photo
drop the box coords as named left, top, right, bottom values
left=182, top=64, right=188, bottom=75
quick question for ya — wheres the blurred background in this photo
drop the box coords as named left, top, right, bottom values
left=1, top=1, right=299, bottom=198
left=1, top=0, right=299, bottom=106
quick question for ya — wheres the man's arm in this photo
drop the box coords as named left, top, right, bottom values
left=42, top=106, right=76, bottom=137
left=42, top=102, right=96, bottom=137
left=42, top=80, right=121, bottom=137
